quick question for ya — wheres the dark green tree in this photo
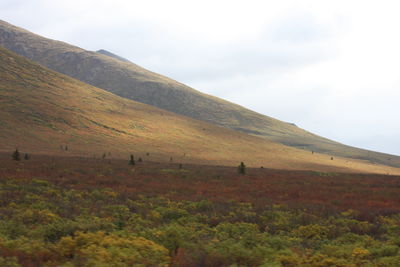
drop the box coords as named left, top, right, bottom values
left=238, top=162, right=246, bottom=174
left=12, top=149, right=20, bottom=161
left=24, top=153, right=30, bottom=160
left=129, top=155, right=135, bottom=165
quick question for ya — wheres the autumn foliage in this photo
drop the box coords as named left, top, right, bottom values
left=0, top=153, right=400, bottom=266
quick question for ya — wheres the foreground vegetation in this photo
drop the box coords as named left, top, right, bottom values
left=1, top=154, right=400, bottom=266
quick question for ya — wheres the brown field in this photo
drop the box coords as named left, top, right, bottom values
left=2, top=152, right=400, bottom=218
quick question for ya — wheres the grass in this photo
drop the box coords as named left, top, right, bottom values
left=0, top=46, right=399, bottom=174
left=1, top=19, right=399, bottom=169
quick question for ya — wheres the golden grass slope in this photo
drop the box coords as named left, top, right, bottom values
left=0, top=20, right=398, bottom=168
left=0, top=46, right=399, bottom=175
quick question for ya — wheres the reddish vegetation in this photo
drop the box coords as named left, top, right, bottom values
left=2, top=152, right=399, bottom=218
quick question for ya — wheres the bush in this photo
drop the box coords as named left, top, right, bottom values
left=57, top=231, right=170, bottom=266
left=11, top=149, right=20, bottom=161
left=0, top=257, right=20, bottom=267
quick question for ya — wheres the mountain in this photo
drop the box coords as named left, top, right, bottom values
left=96, top=49, right=131, bottom=63
left=0, top=19, right=398, bottom=168
left=2, top=45, right=400, bottom=174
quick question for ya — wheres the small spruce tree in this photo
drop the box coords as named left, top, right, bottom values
left=24, top=153, right=30, bottom=160
left=238, top=162, right=246, bottom=174
left=12, top=149, right=20, bottom=161
left=138, top=157, right=143, bottom=162
left=129, top=154, right=135, bottom=165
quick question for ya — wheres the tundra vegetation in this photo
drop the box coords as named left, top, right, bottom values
left=0, top=153, right=400, bottom=266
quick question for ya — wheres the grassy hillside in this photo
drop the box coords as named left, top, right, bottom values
left=0, top=20, right=398, bottom=168
left=1, top=46, right=399, bottom=174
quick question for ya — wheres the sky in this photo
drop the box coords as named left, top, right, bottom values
left=1, top=0, right=399, bottom=155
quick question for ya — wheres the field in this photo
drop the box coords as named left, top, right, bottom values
left=1, top=152, right=400, bottom=266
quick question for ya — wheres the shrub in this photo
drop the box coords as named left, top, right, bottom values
left=0, top=256, right=20, bottom=267
left=57, top=231, right=170, bottom=266
left=12, top=149, right=20, bottom=161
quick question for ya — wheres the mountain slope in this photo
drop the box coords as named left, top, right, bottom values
left=2, top=46, right=400, bottom=174
left=0, top=19, right=398, bottom=168
left=96, top=49, right=131, bottom=63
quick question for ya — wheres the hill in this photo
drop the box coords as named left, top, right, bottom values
left=0, top=20, right=398, bottom=169
left=1, top=46, right=399, bottom=174
left=96, top=49, right=131, bottom=63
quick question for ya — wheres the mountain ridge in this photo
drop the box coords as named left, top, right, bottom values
left=0, top=19, right=398, bottom=168
left=4, top=45, right=399, bottom=173
left=97, top=49, right=131, bottom=63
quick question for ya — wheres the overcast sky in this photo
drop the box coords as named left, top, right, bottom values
left=1, top=0, right=399, bottom=155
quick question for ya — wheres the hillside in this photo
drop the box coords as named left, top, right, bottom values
left=1, top=46, right=399, bottom=174
left=96, top=49, right=131, bottom=63
left=0, top=19, right=399, bottom=168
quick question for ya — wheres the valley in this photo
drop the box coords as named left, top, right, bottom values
left=0, top=17, right=400, bottom=267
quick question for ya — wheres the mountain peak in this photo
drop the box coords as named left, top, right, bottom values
left=96, top=49, right=131, bottom=63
